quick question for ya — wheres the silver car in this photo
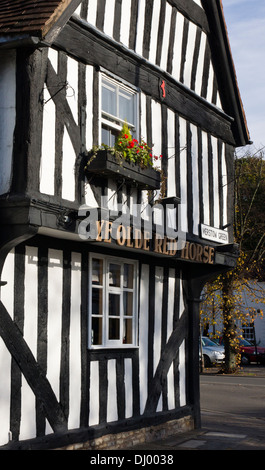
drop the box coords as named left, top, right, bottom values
left=201, top=336, right=225, bottom=367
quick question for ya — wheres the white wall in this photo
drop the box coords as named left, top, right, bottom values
left=0, top=50, right=16, bottom=195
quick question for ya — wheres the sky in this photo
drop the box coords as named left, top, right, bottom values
left=222, top=0, right=265, bottom=154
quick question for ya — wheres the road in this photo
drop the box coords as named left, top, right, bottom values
left=128, top=370, right=265, bottom=450
left=200, top=372, right=265, bottom=447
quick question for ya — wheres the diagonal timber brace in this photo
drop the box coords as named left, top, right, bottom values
left=0, top=301, right=67, bottom=434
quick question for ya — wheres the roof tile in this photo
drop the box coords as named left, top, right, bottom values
left=0, top=0, right=73, bottom=37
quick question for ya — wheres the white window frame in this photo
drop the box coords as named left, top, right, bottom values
left=99, top=71, right=140, bottom=145
left=88, top=253, right=139, bottom=349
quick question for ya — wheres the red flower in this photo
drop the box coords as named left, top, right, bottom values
left=124, top=134, right=129, bottom=139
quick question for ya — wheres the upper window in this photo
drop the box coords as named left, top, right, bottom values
left=101, top=74, right=139, bottom=146
left=89, top=254, right=138, bottom=349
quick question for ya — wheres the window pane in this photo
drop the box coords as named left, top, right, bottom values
left=109, top=263, right=121, bottom=287
left=92, top=259, right=103, bottom=285
left=92, top=288, right=102, bottom=316
left=124, top=264, right=134, bottom=288
left=101, top=126, right=119, bottom=146
left=109, top=319, right=120, bottom=340
left=102, top=81, right=116, bottom=115
left=119, top=89, right=134, bottom=123
left=92, top=317, right=103, bottom=345
left=123, top=291, right=133, bottom=316
left=101, top=126, right=110, bottom=146
left=109, top=293, right=120, bottom=317
left=123, top=319, right=133, bottom=344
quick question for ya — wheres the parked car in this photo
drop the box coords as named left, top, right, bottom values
left=218, top=337, right=265, bottom=365
left=200, top=336, right=225, bottom=367
left=239, top=338, right=265, bottom=365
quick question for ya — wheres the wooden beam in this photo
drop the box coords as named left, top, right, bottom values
left=54, top=20, right=235, bottom=145
left=0, top=301, right=68, bottom=433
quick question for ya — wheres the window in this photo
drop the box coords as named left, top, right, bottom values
left=89, top=254, right=138, bottom=348
left=101, top=74, right=139, bottom=146
left=243, top=323, right=255, bottom=343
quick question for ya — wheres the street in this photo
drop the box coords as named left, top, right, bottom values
left=128, top=367, right=265, bottom=450
left=200, top=368, right=265, bottom=448
left=200, top=373, right=265, bottom=419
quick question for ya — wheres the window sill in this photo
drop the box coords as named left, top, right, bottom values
left=85, top=150, right=161, bottom=190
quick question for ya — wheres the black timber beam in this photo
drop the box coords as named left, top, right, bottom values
left=54, top=18, right=236, bottom=145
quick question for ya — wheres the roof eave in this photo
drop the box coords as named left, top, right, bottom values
left=0, top=0, right=82, bottom=47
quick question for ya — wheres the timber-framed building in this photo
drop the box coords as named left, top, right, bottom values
left=0, top=0, right=250, bottom=450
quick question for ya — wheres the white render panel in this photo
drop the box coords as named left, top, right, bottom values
left=151, top=100, right=162, bottom=170
left=195, top=31, right=206, bottom=97
left=179, top=270, right=185, bottom=319
left=140, top=92, right=147, bottom=142
left=206, top=62, right=214, bottom=103
left=172, top=12, right=185, bottom=83
left=183, top=21, right=197, bottom=88
left=48, top=48, right=58, bottom=73
left=179, top=339, right=186, bottom=407
left=0, top=250, right=14, bottom=446
left=89, top=361, right=100, bottom=426
left=107, top=359, right=118, bottom=422
left=40, top=88, right=56, bottom=195
left=202, top=130, right=210, bottom=225
left=167, top=363, right=175, bottom=410
left=87, top=0, right=98, bottom=26
left=179, top=117, right=188, bottom=234
left=135, top=0, right=146, bottom=56
left=221, top=143, right=228, bottom=228
left=124, top=358, right=133, bottom=419
left=191, top=123, right=200, bottom=235
left=85, top=66, right=99, bottom=207
left=68, top=253, right=82, bottom=430
left=103, top=0, right=115, bottom=38
left=20, top=247, right=38, bottom=441
left=67, top=56, right=79, bottom=124
left=139, top=264, right=149, bottom=414
left=149, top=0, right=161, bottom=64
left=86, top=65, right=94, bottom=150
left=167, top=109, right=176, bottom=231
left=160, top=2, right=172, bottom=71
left=140, top=93, right=148, bottom=220
left=62, top=127, right=76, bottom=201
left=167, top=269, right=175, bottom=341
left=212, top=136, right=220, bottom=228
left=46, top=249, right=63, bottom=435
left=120, top=0, right=132, bottom=47
left=0, top=50, right=16, bottom=195
left=1, top=250, right=15, bottom=318
left=154, top=266, right=163, bottom=412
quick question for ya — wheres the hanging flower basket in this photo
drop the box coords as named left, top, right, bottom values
left=85, top=149, right=161, bottom=190
left=85, top=123, right=162, bottom=190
